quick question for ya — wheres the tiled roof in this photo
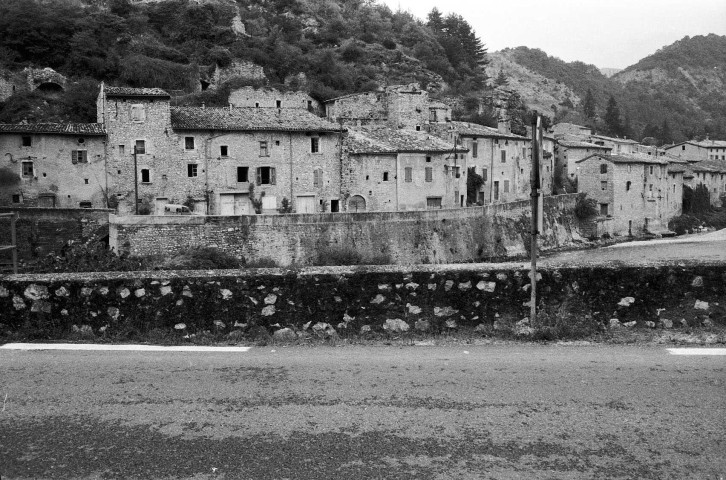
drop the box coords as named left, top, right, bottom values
left=0, top=123, right=106, bottom=135
left=347, top=127, right=462, bottom=155
left=664, top=139, right=726, bottom=150
left=589, top=134, right=638, bottom=144
left=104, top=86, right=170, bottom=98
left=559, top=140, right=611, bottom=149
left=689, top=159, right=726, bottom=173
left=429, top=102, right=450, bottom=109
left=577, top=153, right=668, bottom=165
left=170, top=107, right=343, bottom=133
left=447, top=121, right=528, bottom=140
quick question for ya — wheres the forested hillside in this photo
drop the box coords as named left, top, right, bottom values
left=0, top=0, right=488, bottom=123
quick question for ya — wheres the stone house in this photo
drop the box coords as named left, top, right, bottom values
left=577, top=153, right=683, bottom=236
left=589, top=134, right=638, bottom=156
left=429, top=121, right=533, bottom=204
left=684, top=160, right=726, bottom=206
left=343, top=127, right=465, bottom=211
left=97, top=84, right=343, bottom=215
left=325, top=84, right=429, bottom=130
left=551, top=122, right=592, bottom=138
left=0, top=123, right=107, bottom=208
left=664, top=139, right=726, bottom=161
left=556, top=139, right=612, bottom=180
left=228, top=86, right=322, bottom=114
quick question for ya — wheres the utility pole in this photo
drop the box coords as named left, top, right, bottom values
left=133, top=144, right=139, bottom=215
left=530, top=113, right=542, bottom=324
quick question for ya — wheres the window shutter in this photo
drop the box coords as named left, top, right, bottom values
left=71, top=150, right=78, bottom=164
left=313, top=169, right=319, bottom=187
left=256, top=168, right=262, bottom=185
left=271, top=167, right=276, bottom=185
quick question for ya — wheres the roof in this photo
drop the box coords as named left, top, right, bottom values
left=689, top=159, right=726, bottom=173
left=446, top=121, right=528, bottom=140
left=559, top=140, right=611, bottom=149
left=664, top=139, right=726, bottom=150
left=589, top=134, right=638, bottom=145
left=104, top=86, right=170, bottom=98
left=347, top=127, right=463, bottom=155
left=576, top=153, right=669, bottom=165
left=429, top=102, right=450, bottom=109
left=0, top=123, right=106, bottom=136
left=170, top=107, right=343, bottom=133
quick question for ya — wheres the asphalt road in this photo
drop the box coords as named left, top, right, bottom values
left=539, top=228, right=726, bottom=266
left=1, top=345, right=725, bottom=479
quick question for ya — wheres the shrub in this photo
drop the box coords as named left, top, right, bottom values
left=277, top=197, right=293, bottom=214
left=668, top=214, right=702, bottom=235
left=163, top=247, right=243, bottom=270
left=313, top=245, right=362, bottom=266
left=35, top=241, right=146, bottom=273
left=574, top=194, right=598, bottom=220
left=381, top=38, right=396, bottom=50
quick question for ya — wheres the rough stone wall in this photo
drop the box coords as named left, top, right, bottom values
left=558, top=146, right=602, bottom=178
left=25, top=67, right=67, bottom=92
left=326, top=85, right=429, bottom=129
left=0, top=74, right=17, bottom=102
left=0, top=133, right=107, bottom=208
left=210, top=60, right=266, bottom=88
left=0, top=207, right=111, bottom=261
left=1, top=263, right=723, bottom=340
left=387, top=89, right=429, bottom=129
left=110, top=194, right=581, bottom=265
left=687, top=170, right=726, bottom=207
left=343, top=153, right=398, bottom=211
left=228, top=87, right=322, bottom=113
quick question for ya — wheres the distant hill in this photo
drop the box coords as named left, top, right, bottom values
left=599, top=68, right=621, bottom=78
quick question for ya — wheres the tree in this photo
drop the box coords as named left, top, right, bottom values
left=583, top=88, right=595, bottom=118
left=466, top=167, right=484, bottom=205
left=659, top=119, right=672, bottom=145
left=494, top=67, right=507, bottom=86
left=604, top=95, right=623, bottom=137
left=426, top=8, right=444, bottom=34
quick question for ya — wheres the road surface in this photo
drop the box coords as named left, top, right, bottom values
left=1, top=344, right=724, bottom=479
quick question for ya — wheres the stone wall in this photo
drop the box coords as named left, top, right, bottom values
left=110, top=194, right=581, bottom=266
left=228, top=87, right=322, bottom=113
left=1, top=262, right=723, bottom=340
left=0, top=207, right=111, bottom=261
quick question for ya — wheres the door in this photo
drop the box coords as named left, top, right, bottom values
left=220, top=194, right=235, bottom=215
left=296, top=195, right=316, bottom=214
left=493, top=181, right=499, bottom=201
left=155, top=198, right=168, bottom=215
left=233, top=193, right=249, bottom=215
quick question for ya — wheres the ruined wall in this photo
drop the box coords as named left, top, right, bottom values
left=0, top=207, right=111, bottom=261
left=228, top=87, right=322, bottom=113
left=1, top=263, right=723, bottom=341
left=110, top=194, right=581, bottom=266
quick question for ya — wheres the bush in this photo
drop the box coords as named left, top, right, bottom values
left=313, top=245, right=362, bottom=266
left=35, top=241, right=146, bottom=273
left=531, top=303, right=601, bottom=341
left=668, top=214, right=702, bottom=235
left=574, top=194, right=598, bottom=220
left=163, top=247, right=243, bottom=270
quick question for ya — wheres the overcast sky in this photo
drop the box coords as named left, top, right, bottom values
left=378, top=0, right=726, bottom=69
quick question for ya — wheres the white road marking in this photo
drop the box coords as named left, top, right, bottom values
left=667, top=348, right=726, bottom=356
left=0, top=343, right=252, bottom=352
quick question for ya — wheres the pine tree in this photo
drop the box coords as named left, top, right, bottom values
left=604, top=95, right=622, bottom=137
left=659, top=119, right=672, bottom=145
left=583, top=88, right=595, bottom=118
left=426, top=8, right=444, bottom=33
left=494, top=67, right=507, bottom=86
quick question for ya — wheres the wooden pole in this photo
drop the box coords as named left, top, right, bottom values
left=11, top=213, right=18, bottom=274
left=530, top=113, right=541, bottom=324
left=133, top=145, right=139, bottom=215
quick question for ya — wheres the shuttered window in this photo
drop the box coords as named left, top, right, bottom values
left=313, top=168, right=323, bottom=187
left=404, top=167, right=412, bottom=182
left=256, top=167, right=276, bottom=185
left=425, top=167, right=433, bottom=182
left=71, top=150, right=88, bottom=164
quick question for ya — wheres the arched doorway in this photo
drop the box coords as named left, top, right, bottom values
left=348, top=195, right=366, bottom=212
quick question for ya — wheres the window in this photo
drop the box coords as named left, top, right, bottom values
left=185, top=137, right=195, bottom=150
left=12, top=194, right=20, bottom=203
left=79, top=201, right=92, bottom=208
left=71, top=150, right=87, bottom=164
left=220, top=145, right=228, bottom=157
left=187, top=164, right=198, bottom=177
left=21, top=161, right=33, bottom=177
left=330, top=200, right=339, bottom=212
left=237, top=166, right=249, bottom=183
left=493, top=181, right=500, bottom=200
left=135, top=140, right=145, bottom=154
left=601, top=181, right=607, bottom=191
left=649, top=165, right=654, bottom=175
left=682, top=145, right=685, bottom=151
left=276, top=100, right=281, bottom=108
left=503, top=180, right=510, bottom=193
left=600, top=164, right=608, bottom=174
left=311, top=137, right=319, bottom=153
left=130, top=104, right=145, bottom=122
left=404, top=167, right=412, bottom=182
left=259, top=141, right=269, bottom=157
left=426, top=156, right=431, bottom=163
left=21, top=136, right=31, bottom=147
left=426, top=197, right=442, bottom=209
left=84, top=178, right=89, bottom=184
left=383, top=171, right=389, bottom=181
left=626, top=181, right=631, bottom=191
left=256, top=166, right=276, bottom=185
left=415, top=125, right=421, bottom=131
left=425, top=167, right=433, bottom=182
left=313, top=168, right=323, bottom=187
left=482, top=168, right=488, bottom=182
left=599, top=203, right=608, bottom=216
left=141, top=169, right=150, bottom=183
left=472, top=142, right=478, bottom=158
left=501, top=150, right=506, bottom=163
left=119, top=145, right=125, bottom=155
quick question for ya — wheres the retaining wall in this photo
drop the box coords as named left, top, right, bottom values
left=1, top=262, right=724, bottom=341
left=111, top=194, right=582, bottom=265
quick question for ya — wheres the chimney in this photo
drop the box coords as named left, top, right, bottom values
left=497, top=118, right=511, bottom=134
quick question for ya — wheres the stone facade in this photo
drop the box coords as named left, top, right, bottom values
left=589, top=134, right=638, bottom=156
left=229, top=86, right=322, bottom=114
left=686, top=160, right=726, bottom=206
left=203, top=60, right=266, bottom=91
left=556, top=140, right=612, bottom=179
left=110, top=194, right=581, bottom=266
left=0, top=125, right=107, bottom=208
left=325, top=84, right=429, bottom=129
left=665, top=140, right=726, bottom=161
left=577, top=153, right=682, bottom=236
left=25, top=67, right=67, bottom=92
left=551, top=122, right=592, bottom=137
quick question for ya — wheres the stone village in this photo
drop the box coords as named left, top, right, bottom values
left=1, top=81, right=725, bottom=244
